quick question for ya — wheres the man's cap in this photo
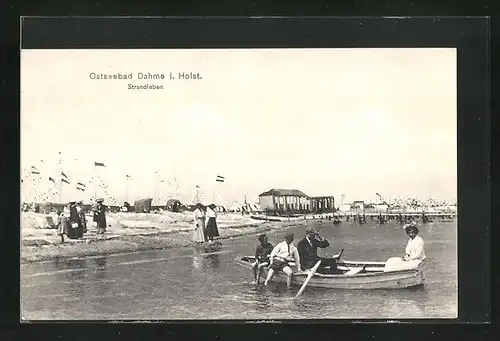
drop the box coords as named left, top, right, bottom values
left=305, top=227, right=317, bottom=234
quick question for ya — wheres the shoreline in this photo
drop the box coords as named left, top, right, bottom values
left=21, top=220, right=306, bottom=265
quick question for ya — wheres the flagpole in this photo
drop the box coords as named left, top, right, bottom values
left=28, top=169, right=33, bottom=204
left=125, top=176, right=129, bottom=203
left=93, top=164, right=97, bottom=203
left=58, top=152, right=63, bottom=203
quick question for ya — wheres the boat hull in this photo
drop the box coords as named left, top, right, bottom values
left=235, top=256, right=426, bottom=290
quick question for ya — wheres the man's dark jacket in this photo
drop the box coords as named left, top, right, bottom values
left=297, top=237, right=330, bottom=269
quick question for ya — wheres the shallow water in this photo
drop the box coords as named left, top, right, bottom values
left=21, top=220, right=457, bottom=320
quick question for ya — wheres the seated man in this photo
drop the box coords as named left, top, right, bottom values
left=297, top=227, right=341, bottom=274
left=251, top=234, right=274, bottom=284
left=264, top=233, right=302, bottom=288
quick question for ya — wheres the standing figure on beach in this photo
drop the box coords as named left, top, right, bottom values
left=205, top=204, right=220, bottom=243
left=56, top=211, right=68, bottom=243
left=192, top=203, right=206, bottom=243
left=95, top=198, right=107, bottom=234
left=76, top=201, right=87, bottom=234
left=68, top=201, right=81, bottom=239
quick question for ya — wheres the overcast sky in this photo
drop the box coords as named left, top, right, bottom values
left=21, top=48, right=457, bottom=205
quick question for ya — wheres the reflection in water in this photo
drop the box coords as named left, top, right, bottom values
left=250, top=286, right=270, bottom=310
left=62, top=259, right=87, bottom=298
left=192, top=245, right=223, bottom=271
left=192, top=247, right=203, bottom=271
left=94, top=257, right=109, bottom=297
left=205, top=254, right=220, bottom=269
left=95, top=257, right=107, bottom=269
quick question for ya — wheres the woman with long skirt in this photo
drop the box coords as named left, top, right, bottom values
left=192, top=203, right=206, bottom=243
left=205, top=204, right=220, bottom=243
left=95, top=198, right=107, bottom=234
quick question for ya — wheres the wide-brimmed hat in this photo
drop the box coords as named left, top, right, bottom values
left=76, top=201, right=83, bottom=204
left=68, top=201, right=76, bottom=205
left=404, top=222, right=419, bottom=234
left=96, top=198, right=104, bottom=203
left=195, top=203, right=204, bottom=208
left=208, top=204, right=216, bottom=209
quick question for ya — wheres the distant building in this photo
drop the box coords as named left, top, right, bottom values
left=258, top=188, right=311, bottom=212
left=351, top=201, right=365, bottom=214
left=310, top=196, right=335, bottom=213
left=337, top=204, right=352, bottom=212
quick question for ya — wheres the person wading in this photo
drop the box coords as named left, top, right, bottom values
left=264, top=233, right=302, bottom=288
left=205, top=204, right=220, bottom=244
left=192, top=203, right=206, bottom=243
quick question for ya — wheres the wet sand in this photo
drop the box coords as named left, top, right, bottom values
left=21, top=220, right=306, bottom=264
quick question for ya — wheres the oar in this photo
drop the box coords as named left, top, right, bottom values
left=294, top=260, right=322, bottom=298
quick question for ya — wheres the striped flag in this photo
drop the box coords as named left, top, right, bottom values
left=94, top=162, right=106, bottom=167
left=216, top=175, right=225, bottom=183
left=61, top=171, right=70, bottom=184
left=76, top=182, right=86, bottom=191
left=31, top=166, right=40, bottom=174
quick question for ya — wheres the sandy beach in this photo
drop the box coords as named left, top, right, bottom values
left=21, top=211, right=306, bottom=264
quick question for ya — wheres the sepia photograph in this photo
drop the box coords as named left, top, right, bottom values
left=20, top=48, right=458, bottom=320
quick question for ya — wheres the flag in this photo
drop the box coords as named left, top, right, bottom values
left=196, top=185, right=200, bottom=189
left=126, top=174, right=132, bottom=179
left=94, top=162, right=105, bottom=167
left=48, top=177, right=55, bottom=183
left=31, top=166, right=40, bottom=174
left=216, top=175, right=225, bottom=183
left=76, top=182, right=86, bottom=191
left=61, top=171, right=70, bottom=184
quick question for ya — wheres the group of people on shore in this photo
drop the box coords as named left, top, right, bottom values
left=192, top=203, right=220, bottom=244
left=56, top=198, right=107, bottom=242
left=251, top=221, right=426, bottom=287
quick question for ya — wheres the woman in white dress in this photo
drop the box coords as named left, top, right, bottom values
left=401, top=222, right=426, bottom=263
left=192, top=203, right=206, bottom=243
left=384, top=222, right=426, bottom=272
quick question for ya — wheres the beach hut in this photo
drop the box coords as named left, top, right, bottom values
left=166, top=199, right=182, bottom=212
left=134, top=198, right=153, bottom=213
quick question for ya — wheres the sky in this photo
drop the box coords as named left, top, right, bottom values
left=21, top=48, right=457, bottom=205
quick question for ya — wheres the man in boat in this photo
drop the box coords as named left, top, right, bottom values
left=297, top=227, right=341, bottom=274
left=251, top=234, right=274, bottom=284
left=264, top=233, right=302, bottom=288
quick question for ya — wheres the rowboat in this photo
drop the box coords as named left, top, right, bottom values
left=234, top=256, right=427, bottom=290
